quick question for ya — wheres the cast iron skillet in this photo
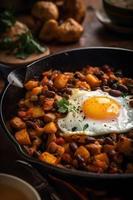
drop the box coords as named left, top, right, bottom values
left=0, top=47, right=133, bottom=188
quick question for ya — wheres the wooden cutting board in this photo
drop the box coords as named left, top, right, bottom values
left=0, top=46, right=50, bottom=67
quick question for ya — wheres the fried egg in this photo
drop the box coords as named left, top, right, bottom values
left=58, top=89, right=133, bottom=136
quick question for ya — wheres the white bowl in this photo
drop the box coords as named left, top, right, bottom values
left=0, top=173, right=41, bottom=200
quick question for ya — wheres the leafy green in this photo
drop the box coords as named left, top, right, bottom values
left=57, top=98, right=69, bottom=113
left=0, top=10, right=16, bottom=33
left=15, top=32, right=45, bottom=59
left=121, top=92, right=128, bottom=98
left=83, top=124, right=89, bottom=131
left=0, top=32, right=45, bottom=59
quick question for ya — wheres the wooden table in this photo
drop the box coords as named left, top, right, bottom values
left=0, top=0, right=133, bottom=199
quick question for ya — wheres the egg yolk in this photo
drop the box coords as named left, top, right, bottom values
left=82, top=96, right=121, bottom=120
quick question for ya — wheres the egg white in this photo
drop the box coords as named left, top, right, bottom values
left=58, top=89, right=133, bottom=136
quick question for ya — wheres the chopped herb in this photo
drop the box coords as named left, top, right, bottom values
left=57, top=98, right=77, bottom=114
left=72, top=127, right=77, bottom=131
left=15, top=32, right=45, bottom=59
left=0, top=32, right=45, bottom=59
left=69, top=104, right=77, bottom=113
left=0, top=10, right=16, bottom=33
left=83, top=124, right=89, bottom=131
left=57, top=98, right=69, bottom=113
left=121, top=92, right=128, bottom=98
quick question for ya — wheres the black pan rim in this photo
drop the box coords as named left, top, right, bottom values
left=1, top=46, right=133, bottom=180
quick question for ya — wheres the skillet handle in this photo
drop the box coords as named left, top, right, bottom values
left=0, top=63, right=12, bottom=80
left=16, top=160, right=61, bottom=200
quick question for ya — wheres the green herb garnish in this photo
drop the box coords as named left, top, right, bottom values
left=57, top=98, right=69, bottom=113
left=57, top=98, right=77, bottom=113
left=0, top=10, right=16, bottom=33
left=83, top=124, right=89, bottom=131
left=0, top=32, right=45, bottom=59
left=15, top=32, right=45, bottom=59
left=121, top=92, right=128, bottom=98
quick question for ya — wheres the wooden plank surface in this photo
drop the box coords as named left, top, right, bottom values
left=0, top=1, right=133, bottom=199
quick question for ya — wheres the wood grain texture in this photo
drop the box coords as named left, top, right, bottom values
left=0, top=1, right=133, bottom=199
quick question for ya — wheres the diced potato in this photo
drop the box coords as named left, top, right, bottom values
left=86, top=74, right=101, bottom=87
left=75, top=81, right=91, bottom=90
left=93, top=159, right=108, bottom=170
left=94, top=153, right=109, bottom=164
left=15, top=129, right=31, bottom=145
left=25, top=80, right=39, bottom=90
left=39, top=152, right=57, bottom=164
left=63, top=143, right=70, bottom=153
left=75, top=146, right=90, bottom=162
left=43, top=122, right=57, bottom=134
left=27, top=106, right=44, bottom=118
left=56, top=145, right=65, bottom=156
left=10, top=117, right=26, bottom=130
left=31, top=86, right=43, bottom=95
left=54, top=74, right=68, bottom=89
left=93, top=153, right=109, bottom=171
left=47, top=142, right=65, bottom=156
left=116, top=137, right=133, bottom=155
left=86, top=143, right=101, bottom=155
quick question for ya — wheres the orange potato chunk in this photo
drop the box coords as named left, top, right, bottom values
left=54, top=74, right=68, bottom=89
left=86, top=74, right=101, bottom=87
left=15, top=129, right=31, bottom=145
left=31, top=86, right=43, bottom=95
left=116, top=137, right=133, bottom=155
left=43, top=122, right=57, bottom=134
left=10, top=117, right=26, bottom=130
left=27, top=106, right=44, bottom=118
left=25, top=80, right=38, bottom=90
left=86, top=143, right=101, bottom=155
left=75, top=146, right=90, bottom=162
left=39, top=152, right=57, bottom=164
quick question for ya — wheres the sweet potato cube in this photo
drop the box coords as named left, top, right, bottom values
left=54, top=74, right=68, bottom=89
left=25, top=80, right=38, bottom=90
left=86, top=74, right=101, bottom=87
left=31, top=86, right=43, bottom=95
left=75, top=146, right=90, bottom=161
left=43, top=122, right=57, bottom=134
left=27, top=106, right=44, bottom=118
left=15, top=129, right=31, bottom=145
left=93, top=153, right=109, bottom=171
left=10, top=117, right=26, bottom=130
left=86, top=143, right=101, bottom=155
left=39, top=152, right=57, bottom=164
left=116, top=137, right=133, bottom=155
left=94, top=153, right=109, bottom=164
